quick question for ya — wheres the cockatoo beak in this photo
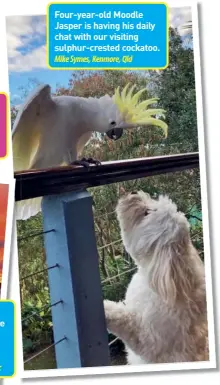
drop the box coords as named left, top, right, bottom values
left=106, top=127, right=124, bottom=140
left=106, top=120, right=160, bottom=140
left=106, top=121, right=142, bottom=140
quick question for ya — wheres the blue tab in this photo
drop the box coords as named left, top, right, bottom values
left=47, top=2, right=168, bottom=70
left=0, top=301, right=15, bottom=377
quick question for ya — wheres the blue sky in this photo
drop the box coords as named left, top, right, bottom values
left=6, top=7, right=192, bottom=106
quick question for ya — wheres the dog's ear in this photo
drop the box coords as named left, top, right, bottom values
left=148, top=230, right=194, bottom=306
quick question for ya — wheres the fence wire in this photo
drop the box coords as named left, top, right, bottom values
left=22, top=300, right=62, bottom=324
left=20, top=264, right=59, bottom=281
left=18, top=206, right=132, bottom=369
left=18, top=229, right=55, bottom=242
left=101, top=267, right=137, bottom=285
left=24, top=337, right=67, bottom=365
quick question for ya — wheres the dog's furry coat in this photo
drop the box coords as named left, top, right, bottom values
left=104, top=191, right=209, bottom=364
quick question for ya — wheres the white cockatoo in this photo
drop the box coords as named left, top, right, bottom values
left=13, top=83, right=168, bottom=220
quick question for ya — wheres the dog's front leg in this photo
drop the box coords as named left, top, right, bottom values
left=104, top=300, right=139, bottom=350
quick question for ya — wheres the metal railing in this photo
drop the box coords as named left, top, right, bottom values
left=15, top=153, right=199, bottom=201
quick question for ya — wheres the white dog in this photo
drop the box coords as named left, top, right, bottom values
left=104, top=191, right=209, bottom=364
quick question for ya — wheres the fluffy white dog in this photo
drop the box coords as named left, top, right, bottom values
left=104, top=191, right=209, bottom=364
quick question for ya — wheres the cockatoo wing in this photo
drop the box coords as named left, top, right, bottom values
left=12, top=84, right=55, bottom=171
left=15, top=198, right=42, bottom=221
left=13, top=84, right=57, bottom=221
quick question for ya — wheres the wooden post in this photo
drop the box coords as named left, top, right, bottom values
left=42, top=190, right=110, bottom=369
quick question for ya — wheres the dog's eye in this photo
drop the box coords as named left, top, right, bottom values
left=131, top=191, right=138, bottom=195
left=144, top=209, right=156, bottom=216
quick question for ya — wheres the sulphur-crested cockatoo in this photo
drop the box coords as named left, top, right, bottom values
left=13, top=83, right=168, bottom=220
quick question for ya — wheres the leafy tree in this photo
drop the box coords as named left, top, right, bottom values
left=149, top=28, right=197, bottom=152
left=11, top=106, right=18, bottom=126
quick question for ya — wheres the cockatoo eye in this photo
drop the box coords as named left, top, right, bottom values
left=110, top=120, right=116, bottom=126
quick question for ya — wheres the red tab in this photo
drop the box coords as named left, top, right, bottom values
left=0, top=93, right=7, bottom=159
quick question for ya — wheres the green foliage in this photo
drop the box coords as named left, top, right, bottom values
left=55, top=70, right=147, bottom=98
left=18, top=214, right=53, bottom=360
left=18, top=213, right=49, bottom=306
left=22, top=296, right=53, bottom=357
left=149, top=28, right=198, bottom=151
left=11, top=106, right=18, bottom=127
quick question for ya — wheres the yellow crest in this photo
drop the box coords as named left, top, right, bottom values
left=113, top=83, right=168, bottom=138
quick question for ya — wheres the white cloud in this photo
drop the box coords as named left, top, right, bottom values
left=11, top=93, right=21, bottom=100
left=9, top=44, right=47, bottom=72
left=169, top=7, right=192, bottom=35
left=6, top=15, right=46, bottom=72
left=6, top=7, right=192, bottom=73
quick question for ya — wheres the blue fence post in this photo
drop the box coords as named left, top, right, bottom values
left=42, top=189, right=110, bottom=369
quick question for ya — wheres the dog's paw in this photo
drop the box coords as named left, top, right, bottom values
left=104, top=300, right=126, bottom=321
left=104, top=300, right=128, bottom=337
left=104, top=300, right=121, bottom=332
left=104, top=300, right=116, bottom=317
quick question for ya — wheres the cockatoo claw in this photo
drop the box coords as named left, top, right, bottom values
left=71, top=157, right=102, bottom=168
left=84, top=157, right=102, bottom=166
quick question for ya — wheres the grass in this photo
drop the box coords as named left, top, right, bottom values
left=24, top=346, right=56, bottom=371
left=24, top=344, right=127, bottom=370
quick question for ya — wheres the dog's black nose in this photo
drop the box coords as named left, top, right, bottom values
left=131, top=191, right=138, bottom=195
